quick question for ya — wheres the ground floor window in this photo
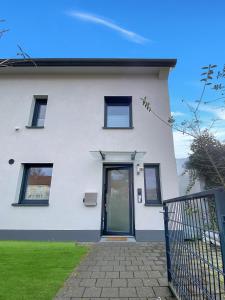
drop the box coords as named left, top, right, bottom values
left=19, top=164, right=53, bottom=205
left=144, top=164, right=162, bottom=205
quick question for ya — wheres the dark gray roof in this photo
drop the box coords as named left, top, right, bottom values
left=0, top=58, right=177, bottom=68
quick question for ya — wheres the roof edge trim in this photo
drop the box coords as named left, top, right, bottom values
left=0, top=58, right=177, bottom=68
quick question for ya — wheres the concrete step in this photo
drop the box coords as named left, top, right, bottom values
left=100, top=236, right=136, bottom=242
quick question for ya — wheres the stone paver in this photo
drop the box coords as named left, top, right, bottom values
left=119, top=287, right=137, bottom=297
left=96, top=279, right=112, bottom=287
left=101, top=287, right=119, bottom=297
left=54, top=242, right=175, bottom=299
left=127, top=279, right=143, bottom=287
left=112, top=279, right=127, bottom=287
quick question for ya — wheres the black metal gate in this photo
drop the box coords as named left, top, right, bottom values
left=163, top=188, right=225, bottom=299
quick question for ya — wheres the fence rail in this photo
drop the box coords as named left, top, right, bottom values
left=163, top=188, right=225, bottom=300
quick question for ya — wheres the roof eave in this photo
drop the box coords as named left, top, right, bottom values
left=0, top=58, right=177, bottom=68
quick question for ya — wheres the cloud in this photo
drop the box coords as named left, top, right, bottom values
left=209, top=122, right=225, bottom=141
left=171, top=111, right=185, bottom=117
left=200, top=105, right=225, bottom=121
left=172, top=112, right=225, bottom=158
left=68, top=11, right=149, bottom=44
left=173, top=131, right=193, bottom=159
left=173, top=126, right=225, bottom=158
left=172, top=103, right=225, bottom=158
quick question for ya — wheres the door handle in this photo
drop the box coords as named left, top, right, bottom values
left=137, top=188, right=142, bottom=203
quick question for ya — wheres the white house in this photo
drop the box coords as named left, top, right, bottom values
left=0, top=58, right=179, bottom=242
left=176, top=158, right=204, bottom=196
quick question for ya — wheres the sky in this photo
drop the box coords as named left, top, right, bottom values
left=1, top=0, right=225, bottom=158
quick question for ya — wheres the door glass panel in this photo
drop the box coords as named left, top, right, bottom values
left=106, top=169, right=130, bottom=233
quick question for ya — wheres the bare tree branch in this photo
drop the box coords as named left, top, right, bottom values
left=0, top=19, right=37, bottom=68
left=140, top=64, right=225, bottom=190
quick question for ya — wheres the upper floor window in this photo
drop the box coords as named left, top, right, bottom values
left=144, top=164, right=162, bottom=205
left=19, top=164, right=53, bottom=205
left=32, top=98, right=47, bottom=127
left=104, top=96, right=133, bottom=128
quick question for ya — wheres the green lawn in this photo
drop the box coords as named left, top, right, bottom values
left=0, top=241, right=89, bottom=300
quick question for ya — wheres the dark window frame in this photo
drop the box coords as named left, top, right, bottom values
left=19, top=163, right=53, bottom=205
left=144, top=164, right=162, bottom=206
left=104, top=96, right=133, bottom=129
left=31, top=98, right=47, bottom=127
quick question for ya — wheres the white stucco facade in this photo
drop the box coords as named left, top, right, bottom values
left=0, top=59, right=179, bottom=241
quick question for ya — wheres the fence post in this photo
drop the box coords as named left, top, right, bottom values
left=214, top=188, right=225, bottom=275
left=163, top=203, right=172, bottom=282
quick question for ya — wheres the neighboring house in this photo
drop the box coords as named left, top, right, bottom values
left=0, top=58, right=179, bottom=242
left=176, top=158, right=204, bottom=196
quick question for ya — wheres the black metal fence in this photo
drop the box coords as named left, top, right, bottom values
left=163, top=188, right=225, bottom=300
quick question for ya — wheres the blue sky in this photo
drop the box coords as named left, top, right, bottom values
left=1, top=0, right=225, bottom=158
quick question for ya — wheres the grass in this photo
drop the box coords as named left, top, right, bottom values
left=0, top=241, right=89, bottom=300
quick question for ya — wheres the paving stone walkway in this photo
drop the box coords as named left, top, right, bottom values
left=55, top=242, right=175, bottom=300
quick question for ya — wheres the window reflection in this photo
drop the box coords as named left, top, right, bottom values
left=105, top=96, right=132, bottom=128
left=32, top=99, right=47, bottom=127
left=144, top=165, right=161, bottom=204
left=107, top=105, right=130, bottom=127
left=21, top=165, right=53, bottom=203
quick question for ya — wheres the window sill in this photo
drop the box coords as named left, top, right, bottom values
left=11, top=203, right=49, bottom=207
left=25, top=126, right=45, bottom=129
left=144, top=203, right=163, bottom=207
left=102, top=127, right=134, bottom=129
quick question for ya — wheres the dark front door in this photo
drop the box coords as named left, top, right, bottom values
left=102, top=164, right=134, bottom=236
